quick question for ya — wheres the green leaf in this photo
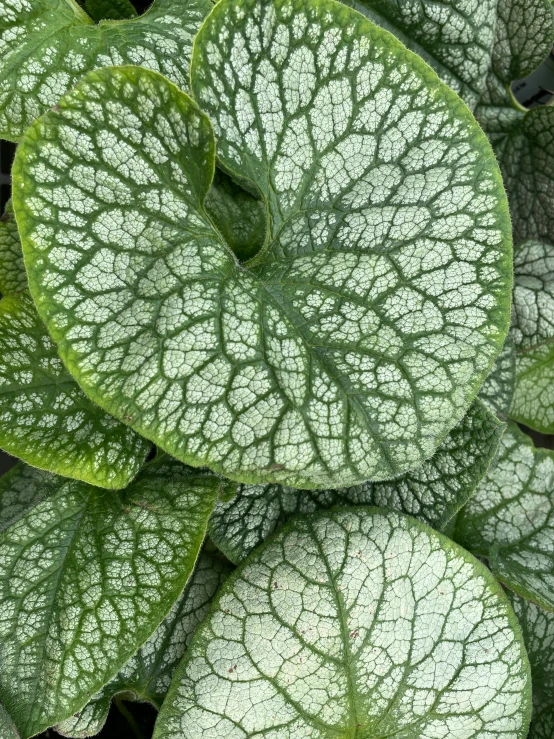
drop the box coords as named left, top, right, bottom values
left=474, top=0, right=554, bottom=242
left=508, top=592, right=554, bottom=739
left=14, top=0, right=512, bottom=489
left=56, top=550, right=232, bottom=738
left=0, top=201, right=26, bottom=296
left=155, top=508, right=532, bottom=738
left=478, top=334, right=516, bottom=418
left=209, top=399, right=505, bottom=564
left=340, top=0, right=498, bottom=109
left=478, top=0, right=554, bottom=110
left=0, top=703, right=18, bottom=739
left=0, top=456, right=221, bottom=738
left=510, top=239, right=554, bottom=433
left=83, top=0, right=138, bottom=22
left=494, top=107, right=554, bottom=246
left=204, top=169, right=266, bottom=263
left=455, top=422, right=554, bottom=612
left=0, top=291, right=151, bottom=488
left=0, top=0, right=212, bottom=142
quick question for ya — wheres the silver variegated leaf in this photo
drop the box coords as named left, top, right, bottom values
left=14, top=0, right=512, bottom=488
left=56, top=551, right=232, bottom=738
left=342, top=0, right=498, bottom=109
left=510, top=240, right=554, bottom=433
left=156, top=508, right=531, bottom=738
left=0, top=291, right=151, bottom=488
left=0, top=0, right=211, bottom=141
left=508, top=592, right=554, bottom=739
left=455, top=422, right=554, bottom=612
left=0, top=457, right=221, bottom=738
left=209, top=399, right=505, bottom=564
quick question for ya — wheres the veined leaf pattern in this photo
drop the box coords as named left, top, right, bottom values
left=0, top=291, right=151, bottom=488
left=455, top=422, right=554, bottom=612
left=209, top=399, right=505, bottom=563
left=510, top=240, right=554, bottom=433
left=155, top=508, right=531, bottom=738
left=342, top=0, right=498, bottom=109
left=56, top=551, right=232, bottom=738
left=0, top=0, right=212, bottom=141
left=0, top=201, right=26, bottom=296
left=509, top=592, right=554, bottom=739
left=14, top=0, right=512, bottom=488
left=478, top=334, right=516, bottom=418
left=0, top=456, right=221, bottom=738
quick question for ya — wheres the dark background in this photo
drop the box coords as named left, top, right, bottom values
left=1, top=0, right=553, bottom=736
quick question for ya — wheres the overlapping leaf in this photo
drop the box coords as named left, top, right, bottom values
left=455, top=422, right=554, bottom=611
left=478, top=335, right=516, bottom=417
left=14, top=0, right=512, bottom=488
left=57, top=551, right=232, bottom=739
left=341, top=0, right=498, bottom=109
left=0, top=0, right=212, bottom=141
left=509, top=592, right=554, bottom=739
left=510, top=240, right=554, bottom=433
left=475, top=0, right=554, bottom=244
left=0, top=291, right=151, bottom=488
left=156, top=508, right=531, bottom=738
left=0, top=201, right=26, bottom=296
left=0, top=456, right=221, bottom=738
left=209, top=398, right=504, bottom=563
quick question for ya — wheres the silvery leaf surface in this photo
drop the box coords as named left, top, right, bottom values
left=0, top=291, right=151, bottom=488
left=510, top=240, right=554, bottom=433
left=508, top=591, right=554, bottom=739
left=455, top=422, right=554, bottom=612
left=14, top=0, right=512, bottom=488
left=209, top=398, right=505, bottom=564
left=0, top=0, right=212, bottom=141
left=56, top=551, right=232, bottom=738
left=0, top=456, right=221, bottom=738
left=155, top=508, right=531, bottom=738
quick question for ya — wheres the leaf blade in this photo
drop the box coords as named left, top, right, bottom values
left=0, top=0, right=212, bottom=141
left=156, top=508, right=532, bottom=738
left=0, top=457, right=220, bottom=738
left=0, top=292, right=151, bottom=489
left=56, top=550, right=232, bottom=738
left=15, top=0, right=513, bottom=487
left=455, top=422, right=554, bottom=611
left=209, top=398, right=505, bottom=564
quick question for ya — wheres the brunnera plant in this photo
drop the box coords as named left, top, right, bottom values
left=0, top=0, right=552, bottom=737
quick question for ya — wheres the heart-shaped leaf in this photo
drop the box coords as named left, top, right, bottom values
left=0, top=0, right=212, bottom=142
left=155, top=508, right=531, bottom=738
left=455, top=422, right=554, bottom=612
left=57, top=550, right=232, bottom=738
left=0, top=201, right=26, bottom=296
left=209, top=398, right=505, bottom=563
left=508, top=591, right=554, bottom=739
left=341, top=0, right=498, bottom=109
left=0, top=456, right=221, bottom=738
left=478, top=335, right=516, bottom=418
left=510, top=240, right=554, bottom=433
left=15, top=0, right=512, bottom=488
left=82, top=0, right=138, bottom=22
left=0, top=291, right=151, bottom=488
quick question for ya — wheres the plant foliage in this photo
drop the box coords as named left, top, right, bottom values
left=0, top=0, right=553, bottom=736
